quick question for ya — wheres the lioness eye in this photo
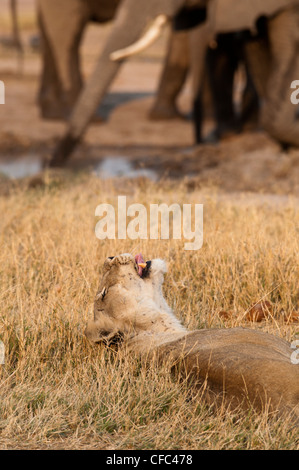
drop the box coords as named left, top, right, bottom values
left=108, top=256, right=114, bottom=260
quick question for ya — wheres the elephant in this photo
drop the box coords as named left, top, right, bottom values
left=149, top=28, right=190, bottom=121
left=38, top=0, right=258, bottom=140
left=38, top=0, right=188, bottom=121
left=151, top=27, right=259, bottom=140
left=205, top=32, right=259, bottom=141
left=49, top=0, right=299, bottom=167
left=38, top=0, right=121, bottom=119
left=154, top=8, right=259, bottom=141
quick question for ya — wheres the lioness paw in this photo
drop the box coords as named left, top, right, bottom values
left=113, top=253, right=134, bottom=265
left=103, top=253, right=134, bottom=271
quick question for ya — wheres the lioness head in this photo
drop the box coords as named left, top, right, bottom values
left=84, top=253, right=173, bottom=345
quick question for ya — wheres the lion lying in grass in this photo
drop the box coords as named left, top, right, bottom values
left=85, top=253, right=299, bottom=423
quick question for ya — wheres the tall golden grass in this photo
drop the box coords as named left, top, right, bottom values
left=0, top=173, right=298, bottom=449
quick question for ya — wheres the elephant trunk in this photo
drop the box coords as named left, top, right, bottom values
left=49, top=0, right=185, bottom=167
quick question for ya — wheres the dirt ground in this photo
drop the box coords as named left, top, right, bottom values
left=1, top=0, right=299, bottom=197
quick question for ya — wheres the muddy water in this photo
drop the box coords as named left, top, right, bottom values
left=0, top=154, right=298, bottom=210
left=93, top=156, right=157, bottom=180
left=0, top=154, right=158, bottom=181
left=0, top=154, right=42, bottom=179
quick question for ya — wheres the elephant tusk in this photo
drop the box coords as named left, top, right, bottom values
left=110, top=14, right=168, bottom=62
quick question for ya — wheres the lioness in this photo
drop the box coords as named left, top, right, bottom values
left=85, top=253, right=299, bottom=423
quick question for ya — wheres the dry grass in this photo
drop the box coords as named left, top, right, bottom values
left=0, top=172, right=298, bottom=450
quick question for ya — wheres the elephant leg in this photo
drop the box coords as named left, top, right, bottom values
left=149, top=29, right=189, bottom=120
left=189, top=23, right=211, bottom=143
left=38, top=9, right=62, bottom=119
left=240, top=61, right=260, bottom=130
left=244, top=37, right=270, bottom=101
left=38, top=0, right=89, bottom=120
left=256, top=9, right=299, bottom=146
left=206, top=33, right=239, bottom=140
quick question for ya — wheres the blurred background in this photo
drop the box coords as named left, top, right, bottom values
left=0, top=0, right=299, bottom=196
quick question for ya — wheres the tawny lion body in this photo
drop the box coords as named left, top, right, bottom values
left=85, top=254, right=299, bottom=423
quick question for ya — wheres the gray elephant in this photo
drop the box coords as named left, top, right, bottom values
left=49, top=0, right=299, bottom=167
left=151, top=26, right=259, bottom=138
left=38, top=0, right=257, bottom=137
left=38, top=0, right=186, bottom=120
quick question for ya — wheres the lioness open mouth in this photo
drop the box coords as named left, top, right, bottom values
left=134, top=253, right=151, bottom=278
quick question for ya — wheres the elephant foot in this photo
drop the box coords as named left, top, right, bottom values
left=149, top=103, right=186, bottom=121
left=48, top=133, right=80, bottom=168
left=203, top=129, right=220, bottom=144
left=204, top=122, right=239, bottom=144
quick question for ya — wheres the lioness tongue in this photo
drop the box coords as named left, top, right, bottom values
left=135, top=253, right=146, bottom=276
